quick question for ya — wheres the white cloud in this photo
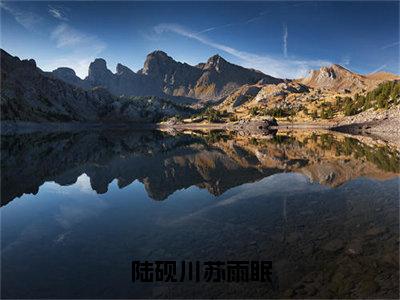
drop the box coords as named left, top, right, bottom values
left=283, top=23, right=288, bottom=58
left=44, top=23, right=106, bottom=78
left=1, top=3, right=105, bottom=79
left=153, top=23, right=331, bottom=79
left=0, top=2, right=42, bottom=30
left=370, top=64, right=387, bottom=74
left=340, top=55, right=351, bottom=66
left=381, top=41, right=400, bottom=50
left=48, top=5, right=68, bottom=21
left=51, top=23, right=105, bottom=52
left=197, top=23, right=235, bottom=34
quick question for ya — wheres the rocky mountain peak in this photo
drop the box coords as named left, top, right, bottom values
left=299, top=63, right=398, bottom=93
left=87, top=58, right=113, bottom=83
left=204, top=54, right=228, bottom=70
left=208, top=54, right=224, bottom=62
left=53, top=67, right=77, bottom=77
left=148, top=50, right=169, bottom=59
left=24, top=58, right=37, bottom=69
left=304, top=64, right=354, bottom=82
left=116, top=63, right=135, bottom=76
left=89, top=58, right=107, bottom=71
left=41, top=49, right=283, bottom=102
left=321, top=64, right=353, bottom=77
left=140, top=50, right=176, bottom=76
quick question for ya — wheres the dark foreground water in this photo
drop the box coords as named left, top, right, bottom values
left=1, top=130, right=399, bottom=298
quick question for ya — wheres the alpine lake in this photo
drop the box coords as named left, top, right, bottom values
left=1, top=128, right=399, bottom=298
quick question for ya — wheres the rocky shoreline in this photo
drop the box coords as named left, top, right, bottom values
left=329, top=106, right=400, bottom=146
left=2, top=106, right=399, bottom=147
left=0, top=121, right=157, bottom=135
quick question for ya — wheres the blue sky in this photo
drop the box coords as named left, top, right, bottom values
left=1, top=1, right=399, bottom=79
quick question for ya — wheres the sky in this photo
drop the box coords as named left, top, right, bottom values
left=1, top=1, right=399, bottom=79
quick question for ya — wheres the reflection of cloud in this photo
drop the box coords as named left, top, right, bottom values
left=55, top=201, right=104, bottom=229
left=216, top=173, right=312, bottom=207
left=48, top=5, right=68, bottom=21
left=153, top=23, right=331, bottom=78
left=0, top=2, right=42, bottom=30
left=53, top=175, right=108, bottom=228
left=168, top=173, right=326, bottom=225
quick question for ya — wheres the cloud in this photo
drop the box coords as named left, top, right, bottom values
left=0, top=2, right=42, bottom=30
left=370, top=64, right=387, bottom=74
left=340, top=55, right=351, bottom=66
left=45, top=23, right=106, bottom=78
left=51, top=23, right=106, bottom=52
left=196, top=2, right=310, bottom=35
left=153, top=23, right=331, bottom=79
left=381, top=41, right=400, bottom=50
left=283, top=23, right=288, bottom=58
left=48, top=5, right=68, bottom=21
left=196, top=10, right=269, bottom=35
left=197, top=22, right=236, bottom=34
left=1, top=3, right=105, bottom=79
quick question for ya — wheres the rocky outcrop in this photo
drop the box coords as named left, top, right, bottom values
left=86, top=58, right=114, bottom=87
left=254, top=82, right=309, bottom=104
left=216, top=85, right=262, bottom=110
left=234, top=116, right=278, bottom=132
left=51, top=67, right=89, bottom=89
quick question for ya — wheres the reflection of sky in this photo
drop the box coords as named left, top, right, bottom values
left=216, top=173, right=326, bottom=207
left=1, top=172, right=395, bottom=257
left=1, top=172, right=323, bottom=250
left=1, top=172, right=398, bottom=298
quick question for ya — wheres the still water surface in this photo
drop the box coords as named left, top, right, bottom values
left=1, top=130, right=399, bottom=298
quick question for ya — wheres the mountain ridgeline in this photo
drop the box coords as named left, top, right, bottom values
left=1, top=48, right=399, bottom=124
left=49, top=50, right=283, bottom=103
left=0, top=49, right=194, bottom=123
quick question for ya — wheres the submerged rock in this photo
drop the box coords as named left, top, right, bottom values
left=322, top=239, right=344, bottom=252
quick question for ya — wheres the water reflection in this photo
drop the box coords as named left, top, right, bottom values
left=1, top=129, right=399, bottom=298
left=1, top=130, right=399, bottom=205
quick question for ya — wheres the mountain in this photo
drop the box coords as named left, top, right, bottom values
left=3, top=48, right=398, bottom=125
left=300, top=64, right=399, bottom=93
left=139, top=51, right=283, bottom=101
left=1, top=49, right=110, bottom=122
left=366, top=71, right=400, bottom=81
left=0, top=49, right=194, bottom=123
left=50, top=50, right=284, bottom=103
left=210, top=63, right=399, bottom=124
left=51, top=67, right=89, bottom=89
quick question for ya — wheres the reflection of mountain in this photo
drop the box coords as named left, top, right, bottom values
left=1, top=130, right=399, bottom=206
